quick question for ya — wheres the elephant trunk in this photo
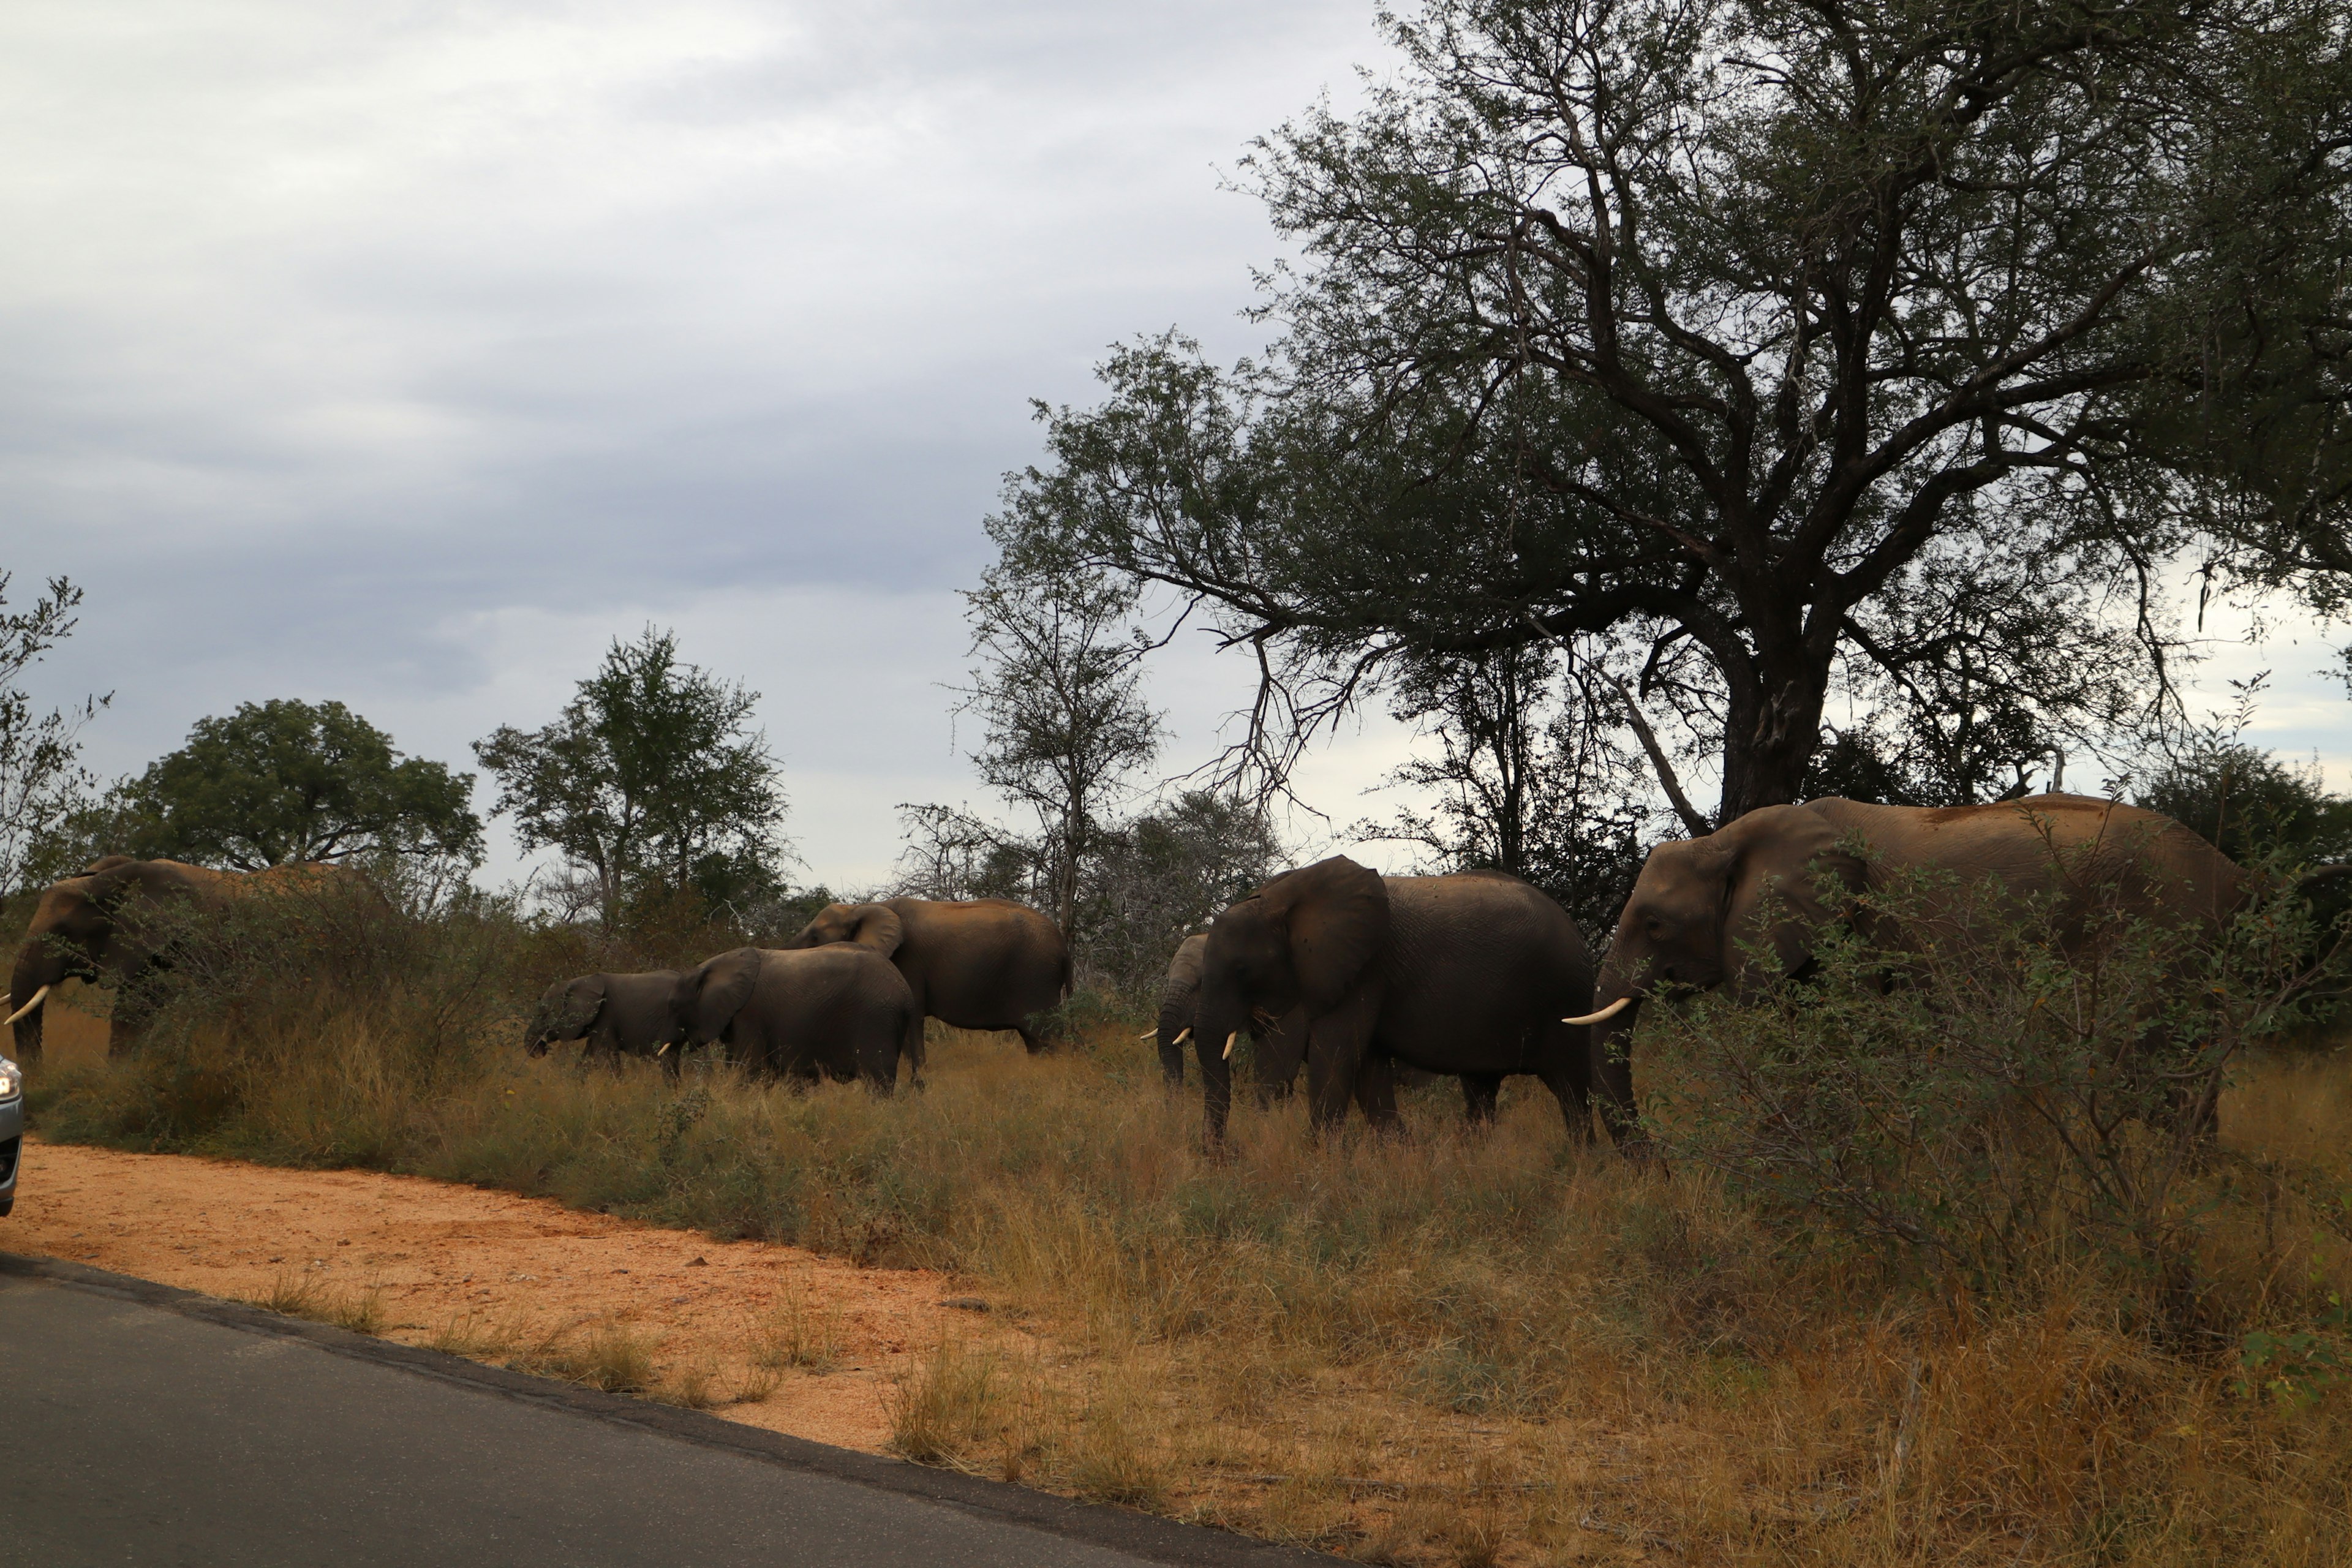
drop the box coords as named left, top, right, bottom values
left=1583, top=973, right=1651, bottom=1163
left=1193, top=982, right=1251, bottom=1144
left=9, top=948, right=54, bottom=1063
left=1154, top=989, right=1197, bottom=1088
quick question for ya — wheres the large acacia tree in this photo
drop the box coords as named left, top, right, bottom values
left=1000, top=0, right=2352, bottom=822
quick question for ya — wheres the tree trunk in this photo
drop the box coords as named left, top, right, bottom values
left=1713, top=664, right=1828, bottom=825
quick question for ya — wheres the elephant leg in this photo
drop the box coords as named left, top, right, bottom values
left=1353, top=1055, right=1402, bottom=1131
left=1459, top=1072, right=1503, bottom=1126
left=1532, top=1020, right=1594, bottom=1143
left=1195, top=1031, right=1234, bottom=1145
left=905, top=983, right=929, bottom=1081
left=1304, top=996, right=1378, bottom=1131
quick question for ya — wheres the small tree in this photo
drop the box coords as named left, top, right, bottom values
left=121, top=699, right=481, bottom=871
left=1081, top=790, right=1284, bottom=993
left=957, top=563, right=1163, bottom=933
left=475, top=628, right=787, bottom=926
left=1363, top=643, right=1667, bottom=940
left=0, top=573, right=107, bottom=896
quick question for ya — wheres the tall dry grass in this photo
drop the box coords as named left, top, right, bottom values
left=21, top=883, right=2352, bottom=1564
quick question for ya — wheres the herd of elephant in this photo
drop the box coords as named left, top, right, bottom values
left=3, top=793, right=2263, bottom=1152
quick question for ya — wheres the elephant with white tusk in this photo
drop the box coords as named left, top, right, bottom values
left=1585, top=793, right=2254, bottom=1159
left=522, top=963, right=737, bottom=1076
left=1189, top=859, right=1597, bottom=1142
left=9, top=857, right=360, bottom=1062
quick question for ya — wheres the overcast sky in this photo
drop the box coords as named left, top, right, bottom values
left=4, top=0, right=2345, bottom=892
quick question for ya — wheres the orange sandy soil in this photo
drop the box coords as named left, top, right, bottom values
left=4, top=1136, right=1031, bottom=1452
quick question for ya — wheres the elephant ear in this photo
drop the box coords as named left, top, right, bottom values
left=539, top=976, right=606, bottom=1041
left=1265, top=856, right=1389, bottom=1011
left=685, top=949, right=763, bottom=1043
left=843, top=903, right=905, bottom=957
left=1717, top=806, right=1864, bottom=993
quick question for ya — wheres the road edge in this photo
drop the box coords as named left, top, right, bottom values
left=0, top=1250, right=1340, bottom=1567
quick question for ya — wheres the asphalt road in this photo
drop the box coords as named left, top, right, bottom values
left=0, top=1256, right=1327, bottom=1568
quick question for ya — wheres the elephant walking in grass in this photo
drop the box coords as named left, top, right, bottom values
left=528, top=947, right=918, bottom=1093
left=1575, top=793, right=2253, bottom=1158
left=693, top=946, right=918, bottom=1091
left=8, top=857, right=355, bottom=1062
left=1190, top=859, right=1597, bottom=1141
left=786, top=897, right=1070, bottom=1069
left=523, top=965, right=729, bottom=1076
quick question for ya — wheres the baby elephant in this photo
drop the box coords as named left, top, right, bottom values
left=524, top=967, right=706, bottom=1076
left=526, top=948, right=918, bottom=1092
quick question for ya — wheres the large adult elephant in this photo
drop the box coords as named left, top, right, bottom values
left=689, top=946, right=918, bottom=1092
left=1189, top=859, right=1597, bottom=1140
left=1574, top=793, right=2249, bottom=1156
left=784, top=898, right=1070, bottom=1066
left=6, top=858, right=351, bottom=1061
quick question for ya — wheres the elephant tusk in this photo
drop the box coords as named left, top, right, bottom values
left=1561, top=995, right=1635, bottom=1027
left=656, top=1041, right=672, bottom=1057
left=1137, top=1029, right=1158, bottom=1041
left=1223, top=1031, right=1238, bottom=1061
left=1173, top=1028, right=1191, bottom=1047
left=3, top=985, right=50, bottom=1028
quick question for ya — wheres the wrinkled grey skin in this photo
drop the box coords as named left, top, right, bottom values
left=1589, top=794, right=2248, bottom=1158
left=786, top=897, right=1070, bottom=1063
left=10, top=858, right=349, bottom=1062
left=1153, top=935, right=1207, bottom=1085
left=523, top=951, right=764, bottom=1079
left=1189, top=859, right=1597, bottom=1141
left=692, top=946, right=919, bottom=1093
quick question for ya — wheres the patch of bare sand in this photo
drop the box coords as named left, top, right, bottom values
left=4, top=1137, right=1033, bottom=1453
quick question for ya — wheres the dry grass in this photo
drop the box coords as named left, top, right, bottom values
left=252, top=1271, right=387, bottom=1336
left=28, top=951, right=2352, bottom=1565
left=753, top=1284, right=845, bottom=1374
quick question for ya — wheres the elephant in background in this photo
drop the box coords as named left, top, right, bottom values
left=7, top=857, right=355, bottom=1061
left=1150, top=935, right=1207, bottom=1085
left=785, top=897, right=1070, bottom=1067
left=690, top=946, right=918, bottom=1092
left=1190, top=859, right=1598, bottom=1140
left=523, top=951, right=764, bottom=1076
left=1580, top=793, right=2250, bottom=1156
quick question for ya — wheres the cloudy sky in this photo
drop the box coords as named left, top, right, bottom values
left=4, top=1, right=2345, bottom=892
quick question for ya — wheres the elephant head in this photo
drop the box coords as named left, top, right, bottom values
left=9, top=860, right=213, bottom=1062
left=785, top=902, right=905, bottom=957
left=1192, top=856, right=1390, bottom=1139
left=522, top=976, right=614, bottom=1056
left=1578, top=805, right=1866, bottom=1152
left=521, top=950, right=766, bottom=1068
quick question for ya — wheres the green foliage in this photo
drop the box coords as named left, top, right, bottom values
left=997, top=0, right=2352, bottom=818
left=475, top=627, right=788, bottom=926
left=2138, top=741, right=2352, bottom=867
left=1077, top=790, right=1283, bottom=997
left=115, top=698, right=481, bottom=871
left=955, top=562, right=1162, bottom=933
left=1644, top=859, right=2345, bottom=1333
left=0, top=573, right=108, bottom=896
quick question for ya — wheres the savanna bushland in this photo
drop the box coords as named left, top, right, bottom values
left=13, top=856, right=2352, bottom=1568
left=10, top=0, right=2352, bottom=1562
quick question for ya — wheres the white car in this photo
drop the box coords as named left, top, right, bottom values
left=0, top=1054, right=20, bottom=1216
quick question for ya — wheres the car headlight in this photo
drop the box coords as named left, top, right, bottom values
left=0, top=1057, right=20, bottom=1100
